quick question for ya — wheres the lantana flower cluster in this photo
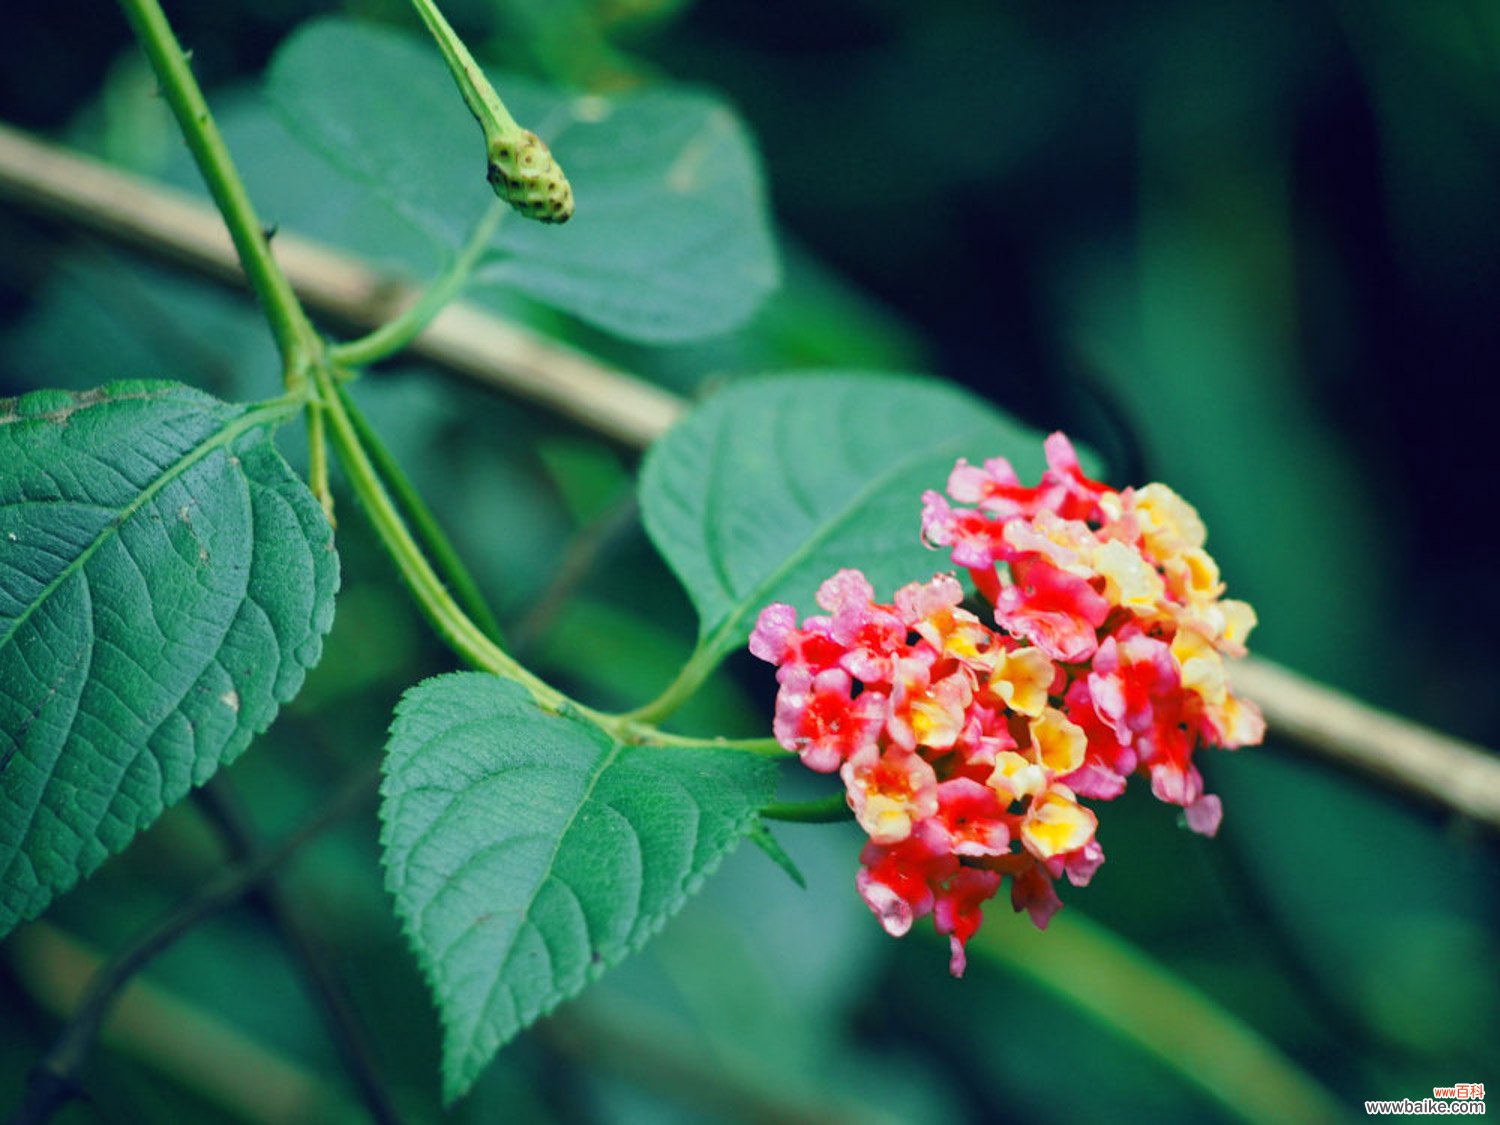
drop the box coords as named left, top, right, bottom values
left=750, top=434, right=1264, bottom=976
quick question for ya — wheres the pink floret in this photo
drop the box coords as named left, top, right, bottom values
left=772, top=666, right=885, bottom=772
left=995, top=558, right=1110, bottom=663
left=1010, top=864, right=1063, bottom=930
left=749, top=603, right=799, bottom=664
left=1184, top=794, right=1223, bottom=837
left=933, top=867, right=1003, bottom=977
left=815, top=567, right=876, bottom=615
left=929, top=778, right=1010, bottom=857
left=894, top=572, right=965, bottom=625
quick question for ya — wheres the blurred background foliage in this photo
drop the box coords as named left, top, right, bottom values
left=2, top=1, right=1498, bottom=1121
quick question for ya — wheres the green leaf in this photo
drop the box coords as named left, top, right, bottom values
left=747, top=821, right=807, bottom=889
left=267, top=17, right=779, bottom=343
left=381, top=672, right=777, bottom=1102
left=0, top=382, right=337, bottom=936
left=639, top=371, right=1049, bottom=664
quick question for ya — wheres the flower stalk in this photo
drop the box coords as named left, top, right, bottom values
left=407, top=0, right=574, bottom=222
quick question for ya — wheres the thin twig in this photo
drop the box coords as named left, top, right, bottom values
left=1, top=122, right=1496, bottom=829
left=10, top=923, right=361, bottom=1125
left=192, top=778, right=403, bottom=1125
left=0, top=121, right=677, bottom=447
left=1229, top=658, right=1500, bottom=828
left=966, top=910, right=1346, bottom=1125
left=7, top=767, right=380, bottom=1125
left=509, top=492, right=640, bottom=656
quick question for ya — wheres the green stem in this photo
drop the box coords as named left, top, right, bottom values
left=306, top=398, right=333, bottom=523
left=967, top=911, right=1345, bottom=1125
left=761, top=794, right=850, bottom=823
left=330, top=199, right=506, bottom=369
left=334, top=379, right=505, bottom=644
left=642, top=732, right=790, bottom=757
left=313, top=363, right=563, bottom=709
left=622, top=643, right=724, bottom=726
left=408, top=0, right=522, bottom=138
left=318, top=365, right=751, bottom=747
left=116, top=0, right=320, bottom=386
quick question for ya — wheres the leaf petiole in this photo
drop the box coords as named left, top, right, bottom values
left=330, top=198, right=507, bottom=369
left=760, top=794, right=850, bottom=823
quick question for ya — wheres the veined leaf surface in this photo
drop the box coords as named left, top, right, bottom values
left=268, top=18, right=779, bottom=343
left=381, top=673, right=776, bottom=1101
left=0, top=381, right=337, bottom=935
left=639, top=371, right=1048, bottom=664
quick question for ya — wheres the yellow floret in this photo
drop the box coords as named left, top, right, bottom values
left=1021, top=787, right=1097, bottom=859
left=859, top=795, right=917, bottom=845
left=1094, top=538, right=1166, bottom=611
left=1029, top=708, right=1087, bottom=775
left=1171, top=627, right=1229, bottom=705
left=990, top=751, right=1046, bottom=801
left=989, top=646, right=1055, bottom=717
left=1135, top=482, right=1207, bottom=558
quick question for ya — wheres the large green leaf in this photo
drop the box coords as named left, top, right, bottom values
left=381, top=672, right=776, bottom=1102
left=267, top=17, right=779, bottom=343
left=0, top=382, right=337, bottom=936
left=639, top=372, right=1048, bottom=664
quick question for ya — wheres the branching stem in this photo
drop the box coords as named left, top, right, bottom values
left=313, top=362, right=566, bottom=709
left=331, top=199, right=507, bottom=369
left=334, top=379, right=506, bottom=644
left=2, top=127, right=1495, bottom=823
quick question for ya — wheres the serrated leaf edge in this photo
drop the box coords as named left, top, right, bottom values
left=0, top=385, right=335, bottom=934
left=0, top=389, right=298, bottom=655
left=378, top=674, right=769, bottom=1104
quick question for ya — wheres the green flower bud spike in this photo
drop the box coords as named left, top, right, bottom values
left=485, top=130, right=573, bottom=224
left=408, top=0, right=574, bottom=223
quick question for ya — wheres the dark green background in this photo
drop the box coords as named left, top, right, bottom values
left=2, top=1, right=1496, bottom=1121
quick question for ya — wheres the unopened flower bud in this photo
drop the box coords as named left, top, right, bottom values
left=487, top=130, right=574, bottom=223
